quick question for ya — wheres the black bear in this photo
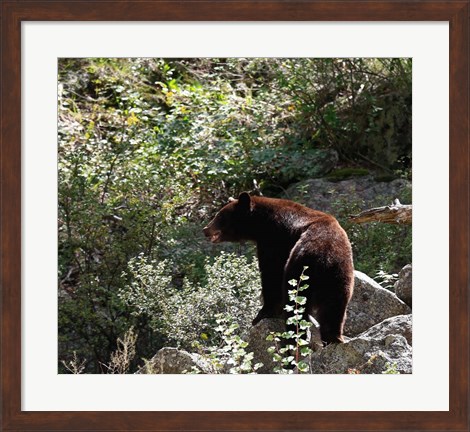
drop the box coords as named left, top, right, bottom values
left=203, top=192, right=354, bottom=344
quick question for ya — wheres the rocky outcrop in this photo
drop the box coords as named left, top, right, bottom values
left=143, top=270, right=413, bottom=375
left=248, top=318, right=323, bottom=373
left=248, top=319, right=286, bottom=374
left=344, top=271, right=411, bottom=337
left=136, top=347, right=214, bottom=374
left=286, top=176, right=411, bottom=214
left=394, top=264, right=412, bottom=307
left=359, top=314, right=412, bottom=346
left=310, top=315, right=412, bottom=374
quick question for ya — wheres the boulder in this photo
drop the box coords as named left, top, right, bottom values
left=248, top=318, right=323, bottom=373
left=394, top=264, right=412, bottom=307
left=358, top=314, right=412, bottom=346
left=344, top=271, right=411, bottom=336
left=136, top=347, right=214, bottom=374
left=286, top=176, right=411, bottom=214
left=248, top=318, right=286, bottom=374
left=311, top=316, right=412, bottom=374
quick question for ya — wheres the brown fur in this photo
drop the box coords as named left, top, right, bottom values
left=203, top=192, right=354, bottom=344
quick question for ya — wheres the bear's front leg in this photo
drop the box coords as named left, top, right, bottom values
left=252, top=245, right=288, bottom=326
left=252, top=303, right=285, bottom=325
left=252, top=308, right=270, bottom=326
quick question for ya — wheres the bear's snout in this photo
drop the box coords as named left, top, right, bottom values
left=203, top=225, right=221, bottom=243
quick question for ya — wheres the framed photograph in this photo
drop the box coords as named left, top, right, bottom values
left=1, top=1, right=468, bottom=431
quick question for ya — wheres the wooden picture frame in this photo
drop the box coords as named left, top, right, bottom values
left=1, top=1, right=468, bottom=431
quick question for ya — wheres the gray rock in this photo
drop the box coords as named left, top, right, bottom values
left=344, top=271, right=411, bottom=336
left=394, top=264, right=412, bottom=307
left=136, top=347, right=214, bottom=374
left=358, top=314, right=412, bottom=346
left=248, top=318, right=323, bottom=373
left=308, top=317, right=325, bottom=352
left=248, top=318, right=286, bottom=374
left=311, top=317, right=412, bottom=374
left=286, top=176, right=411, bottom=214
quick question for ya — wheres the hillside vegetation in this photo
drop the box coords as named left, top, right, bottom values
left=58, top=58, right=412, bottom=373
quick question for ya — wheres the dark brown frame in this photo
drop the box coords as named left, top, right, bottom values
left=1, top=1, right=468, bottom=431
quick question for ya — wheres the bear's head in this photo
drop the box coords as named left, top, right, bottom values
left=203, top=192, right=253, bottom=243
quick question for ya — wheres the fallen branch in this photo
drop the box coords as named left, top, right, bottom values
left=349, top=199, right=412, bottom=225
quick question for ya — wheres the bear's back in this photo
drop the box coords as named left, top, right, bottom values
left=252, top=195, right=337, bottom=231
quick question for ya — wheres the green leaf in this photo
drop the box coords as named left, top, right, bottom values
left=297, top=361, right=309, bottom=373
left=286, top=317, right=298, bottom=325
left=299, top=320, right=312, bottom=330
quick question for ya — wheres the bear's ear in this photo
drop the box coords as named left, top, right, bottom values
left=237, top=192, right=251, bottom=210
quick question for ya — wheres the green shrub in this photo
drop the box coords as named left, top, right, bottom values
left=118, top=252, right=262, bottom=351
left=330, top=192, right=412, bottom=276
left=190, top=314, right=263, bottom=374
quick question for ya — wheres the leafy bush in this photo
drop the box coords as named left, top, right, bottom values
left=191, top=314, right=263, bottom=374
left=118, top=252, right=261, bottom=351
left=333, top=196, right=412, bottom=276
left=270, top=58, right=412, bottom=171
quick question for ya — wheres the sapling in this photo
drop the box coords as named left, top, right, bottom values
left=267, top=266, right=313, bottom=374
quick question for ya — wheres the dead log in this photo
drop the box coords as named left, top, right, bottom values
left=349, top=199, right=412, bottom=225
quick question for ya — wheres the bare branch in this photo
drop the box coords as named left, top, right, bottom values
left=349, top=199, right=412, bottom=225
